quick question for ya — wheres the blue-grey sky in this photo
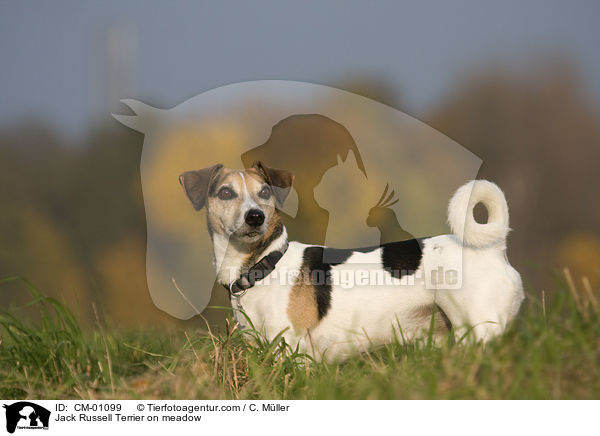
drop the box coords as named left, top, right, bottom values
left=1, top=0, right=599, bottom=138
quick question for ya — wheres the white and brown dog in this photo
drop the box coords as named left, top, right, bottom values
left=179, top=162, right=523, bottom=361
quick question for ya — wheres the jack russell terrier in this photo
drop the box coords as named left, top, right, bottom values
left=179, top=162, right=523, bottom=361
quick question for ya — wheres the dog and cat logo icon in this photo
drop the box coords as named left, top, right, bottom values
left=2, top=402, right=50, bottom=433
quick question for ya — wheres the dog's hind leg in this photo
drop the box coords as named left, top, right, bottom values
left=438, top=276, right=523, bottom=343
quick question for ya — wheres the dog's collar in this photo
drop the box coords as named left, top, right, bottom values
left=224, top=241, right=289, bottom=298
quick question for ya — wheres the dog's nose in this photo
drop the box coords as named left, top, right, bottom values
left=245, top=209, right=265, bottom=227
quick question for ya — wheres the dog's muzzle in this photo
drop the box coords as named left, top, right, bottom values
left=244, top=209, right=265, bottom=227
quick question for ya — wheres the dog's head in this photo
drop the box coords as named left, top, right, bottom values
left=179, top=162, right=294, bottom=244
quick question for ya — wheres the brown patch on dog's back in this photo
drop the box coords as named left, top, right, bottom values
left=287, top=266, right=320, bottom=332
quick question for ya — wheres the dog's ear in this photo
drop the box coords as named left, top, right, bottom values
left=179, top=164, right=223, bottom=211
left=252, top=161, right=294, bottom=205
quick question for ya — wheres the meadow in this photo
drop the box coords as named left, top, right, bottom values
left=1, top=271, right=599, bottom=400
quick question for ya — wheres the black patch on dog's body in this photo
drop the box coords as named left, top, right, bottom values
left=321, top=244, right=382, bottom=264
left=302, top=246, right=333, bottom=319
left=302, top=245, right=380, bottom=320
left=381, top=239, right=423, bottom=279
left=301, top=238, right=424, bottom=320
left=321, top=247, right=355, bottom=265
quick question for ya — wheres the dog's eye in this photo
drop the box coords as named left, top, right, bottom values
left=218, top=187, right=235, bottom=200
left=258, top=185, right=272, bottom=200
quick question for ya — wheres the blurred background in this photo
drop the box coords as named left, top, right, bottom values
left=1, top=1, right=599, bottom=328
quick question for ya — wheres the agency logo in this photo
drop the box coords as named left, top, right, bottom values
left=113, top=80, right=481, bottom=320
left=2, top=402, right=50, bottom=434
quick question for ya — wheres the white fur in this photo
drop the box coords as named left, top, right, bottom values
left=448, top=180, right=510, bottom=249
left=212, top=179, right=524, bottom=361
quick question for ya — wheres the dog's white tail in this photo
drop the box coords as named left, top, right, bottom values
left=447, top=180, right=510, bottom=248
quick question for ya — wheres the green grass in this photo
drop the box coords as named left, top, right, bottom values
left=1, top=273, right=599, bottom=399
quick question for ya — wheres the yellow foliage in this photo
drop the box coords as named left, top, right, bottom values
left=557, top=233, right=600, bottom=286
left=95, top=235, right=172, bottom=326
left=16, top=208, right=87, bottom=312
left=144, top=121, right=248, bottom=235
